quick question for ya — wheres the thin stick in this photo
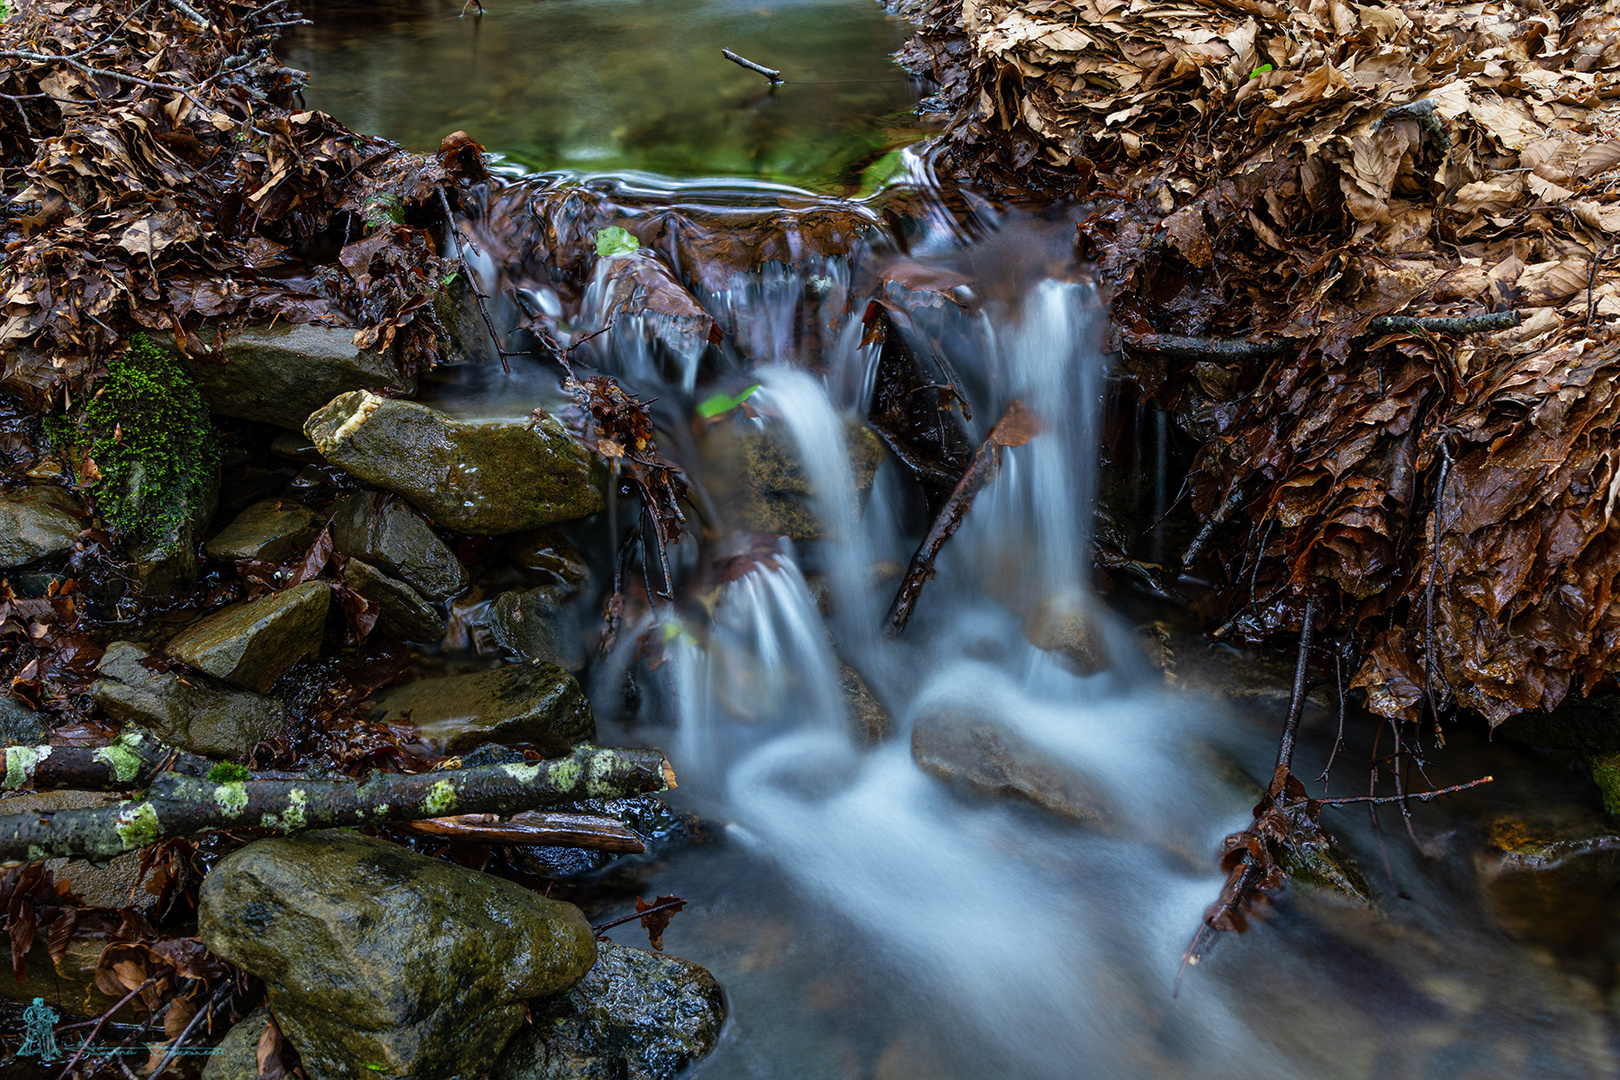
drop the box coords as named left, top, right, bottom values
left=160, top=0, right=212, bottom=30
left=721, top=49, right=783, bottom=84
left=1319, top=775, right=1493, bottom=805
left=146, top=982, right=233, bottom=1080
left=1368, top=311, right=1521, bottom=335
left=1273, top=595, right=1316, bottom=775
left=55, top=977, right=157, bottom=1080
left=435, top=187, right=511, bottom=373
left=592, top=897, right=686, bottom=935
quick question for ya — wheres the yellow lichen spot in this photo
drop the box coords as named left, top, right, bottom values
left=423, top=779, right=457, bottom=816
left=214, top=781, right=249, bottom=817
left=283, top=788, right=308, bottom=832
left=501, top=762, right=543, bottom=784
left=115, top=802, right=161, bottom=850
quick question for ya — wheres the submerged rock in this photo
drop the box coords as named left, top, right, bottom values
left=199, top=1006, right=270, bottom=1080
left=489, top=586, right=585, bottom=671
left=493, top=942, right=725, bottom=1080
left=342, top=558, right=447, bottom=643
left=1021, top=594, right=1109, bottom=675
left=507, top=527, right=591, bottom=588
left=0, top=485, right=82, bottom=566
left=204, top=499, right=323, bottom=562
left=369, top=661, right=595, bottom=756
left=1477, top=814, right=1620, bottom=963
left=92, top=641, right=287, bottom=758
left=911, top=707, right=1108, bottom=825
left=199, top=831, right=596, bottom=1080
left=329, top=491, right=468, bottom=601
left=169, top=323, right=418, bottom=430
left=841, top=662, right=891, bottom=744
left=705, top=419, right=885, bottom=540
left=164, top=581, right=330, bottom=692
left=306, top=391, right=603, bottom=534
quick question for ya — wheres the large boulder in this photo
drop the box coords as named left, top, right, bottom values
left=93, top=641, right=287, bottom=758
left=204, top=499, right=323, bottom=562
left=305, top=392, right=603, bottom=534
left=342, top=559, right=447, bottom=643
left=0, top=485, right=83, bottom=566
left=199, top=1006, right=270, bottom=1080
left=488, top=586, right=585, bottom=671
left=329, top=492, right=467, bottom=601
left=164, top=581, right=330, bottom=693
left=369, top=661, right=594, bottom=757
left=705, top=420, right=884, bottom=540
left=168, top=324, right=418, bottom=430
left=493, top=942, right=725, bottom=1080
left=199, top=831, right=596, bottom=1080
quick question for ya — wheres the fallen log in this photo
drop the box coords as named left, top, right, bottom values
left=401, top=810, right=648, bottom=853
left=0, top=745, right=675, bottom=865
left=1367, top=311, right=1521, bottom=335
left=3, top=727, right=193, bottom=793
left=884, top=399, right=1039, bottom=636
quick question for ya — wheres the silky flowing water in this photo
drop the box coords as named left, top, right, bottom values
left=291, top=3, right=1619, bottom=1076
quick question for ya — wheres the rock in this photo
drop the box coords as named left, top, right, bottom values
left=270, top=431, right=325, bottom=464
left=507, top=527, right=591, bottom=588
left=493, top=942, right=724, bottom=1080
left=1591, top=752, right=1620, bottom=815
left=199, top=831, right=596, bottom=1080
left=489, top=586, right=584, bottom=671
left=1500, top=694, right=1620, bottom=751
left=204, top=499, right=323, bottom=562
left=712, top=421, right=884, bottom=540
left=341, top=559, right=447, bottom=643
left=93, top=640, right=287, bottom=757
left=165, top=581, right=330, bottom=693
left=840, top=663, right=890, bottom=744
left=126, top=467, right=218, bottom=597
left=167, top=323, right=418, bottom=430
left=1021, top=594, right=1108, bottom=675
left=200, top=1006, right=270, bottom=1080
left=369, top=661, right=594, bottom=757
left=329, top=491, right=467, bottom=601
left=0, top=485, right=82, bottom=567
left=911, top=707, right=1108, bottom=825
left=1477, top=814, right=1620, bottom=961
left=0, top=695, right=46, bottom=745
left=306, top=391, right=603, bottom=534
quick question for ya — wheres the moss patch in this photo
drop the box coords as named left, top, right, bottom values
left=46, top=334, right=216, bottom=541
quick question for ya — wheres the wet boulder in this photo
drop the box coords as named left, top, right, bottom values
left=1476, top=813, right=1620, bottom=966
left=493, top=942, right=724, bottom=1080
left=328, top=491, right=468, bottom=601
left=199, top=831, right=596, bottom=1080
left=341, top=558, right=447, bottom=643
left=1021, top=594, right=1109, bottom=676
left=204, top=499, right=323, bottom=562
left=489, top=586, right=585, bottom=671
left=305, top=392, right=603, bottom=534
left=167, top=323, right=418, bottom=430
left=0, top=695, right=46, bottom=746
left=199, top=1006, right=270, bottom=1080
left=507, top=527, right=591, bottom=588
left=164, top=581, right=330, bottom=693
left=93, top=641, right=287, bottom=758
left=708, top=420, right=885, bottom=540
left=0, top=485, right=83, bottom=566
left=911, top=706, right=1108, bottom=825
left=369, top=661, right=594, bottom=757
left=841, top=663, right=891, bottom=744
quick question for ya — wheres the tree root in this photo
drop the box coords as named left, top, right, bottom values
left=0, top=745, right=674, bottom=865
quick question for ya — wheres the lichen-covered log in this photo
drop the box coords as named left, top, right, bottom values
left=2, top=727, right=190, bottom=793
left=0, top=745, right=674, bottom=864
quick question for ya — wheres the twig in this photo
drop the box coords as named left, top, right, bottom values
left=1589, top=237, right=1615, bottom=325
left=565, top=320, right=616, bottom=355
left=1318, top=775, right=1493, bottom=806
left=435, top=187, right=511, bottom=373
left=160, top=0, right=212, bottom=31
left=721, top=49, right=783, bottom=84
left=1274, top=595, right=1316, bottom=775
left=55, top=977, right=157, bottom=1080
left=146, top=982, right=233, bottom=1080
left=1317, top=643, right=1348, bottom=787
left=592, top=897, right=686, bottom=935
left=0, top=50, right=209, bottom=113
left=1121, top=331, right=1290, bottom=361
left=1423, top=436, right=1452, bottom=740
left=1367, top=311, right=1521, bottom=335
left=1180, top=483, right=1244, bottom=569
left=883, top=400, right=1039, bottom=636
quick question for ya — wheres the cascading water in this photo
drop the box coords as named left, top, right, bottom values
left=427, top=153, right=1616, bottom=1080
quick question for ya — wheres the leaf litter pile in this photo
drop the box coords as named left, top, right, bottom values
left=897, top=0, right=1620, bottom=958
left=0, top=1, right=687, bottom=1068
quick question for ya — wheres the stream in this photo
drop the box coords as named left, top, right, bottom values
left=288, top=2, right=1619, bottom=1077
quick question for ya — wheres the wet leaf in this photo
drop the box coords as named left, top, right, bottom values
left=636, top=894, right=686, bottom=952
left=595, top=226, right=641, bottom=258
left=696, top=384, right=761, bottom=419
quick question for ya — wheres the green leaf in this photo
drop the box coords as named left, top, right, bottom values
left=595, top=226, right=641, bottom=258
left=696, top=383, right=760, bottom=419
left=1249, top=63, right=1274, bottom=79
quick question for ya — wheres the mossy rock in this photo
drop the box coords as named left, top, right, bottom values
left=44, top=335, right=216, bottom=544
left=199, top=831, right=596, bottom=1080
left=369, top=661, right=594, bottom=756
left=165, top=581, right=331, bottom=692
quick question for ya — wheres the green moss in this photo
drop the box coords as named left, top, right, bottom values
left=207, top=761, right=251, bottom=784
left=1590, top=752, right=1620, bottom=815
left=46, top=335, right=216, bottom=542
